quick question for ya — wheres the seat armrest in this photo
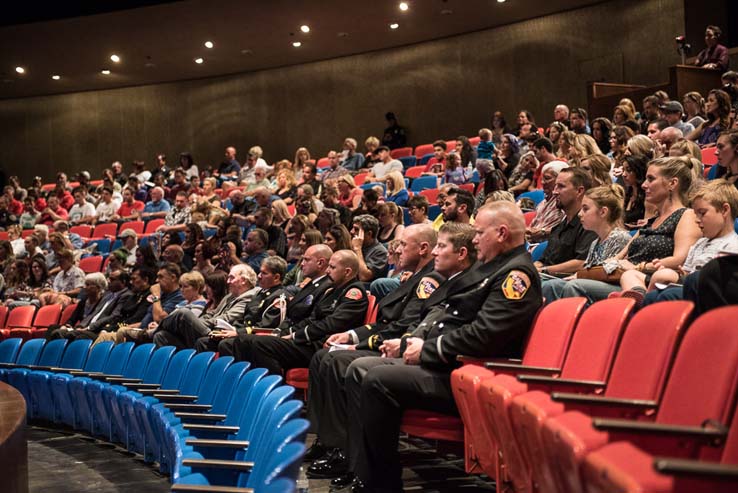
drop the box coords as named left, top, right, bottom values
left=551, top=392, right=657, bottom=408
left=593, top=418, right=727, bottom=444
left=164, top=403, right=212, bottom=412
left=47, top=367, right=83, bottom=372
left=106, top=377, right=142, bottom=383
left=181, top=459, right=254, bottom=471
left=185, top=438, right=249, bottom=448
left=484, top=362, right=561, bottom=376
left=654, top=457, right=738, bottom=479
left=88, top=373, right=122, bottom=380
left=182, top=423, right=239, bottom=433
left=175, top=412, right=226, bottom=421
left=171, top=484, right=253, bottom=493
left=139, top=388, right=179, bottom=395
left=517, top=375, right=605, bottom=389
left=155, top=393, right=197, bottom=402
left=457, top=355, right=522, bottom=366
left=122, top=382, right=160, bottom=388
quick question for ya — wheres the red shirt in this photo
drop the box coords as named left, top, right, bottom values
left=57, top=190, right=74, bottom=211
left=7, top=198, right=23, bottom=216
left=39, top=206, right=69, bottom=225
left=117, top=200, right=144, bottom=217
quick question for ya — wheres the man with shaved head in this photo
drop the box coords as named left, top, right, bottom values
left=234, top=250, right=369, bottom=374
left=339, top=201, right=543, bottom=492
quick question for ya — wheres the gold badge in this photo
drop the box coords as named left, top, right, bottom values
left=416, top=277, right=440, bottom=299
left=502, top=270, right=531, bottom=300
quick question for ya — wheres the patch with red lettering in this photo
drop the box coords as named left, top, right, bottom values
left=345, top=288, right=364, bottom=300
left=416, top=277, right=440, bottom=299
left=502, top=270, right=531, bottom=300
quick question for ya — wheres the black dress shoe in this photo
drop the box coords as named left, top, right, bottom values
left=350, top=478, right=368, bottom=492
left=306, top=448, right=349, bottom=479
left=329, top=472, right=356, bottom=489
left=303, top=438, right=328, bottom=462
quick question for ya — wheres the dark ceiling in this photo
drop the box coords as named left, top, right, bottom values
left=0, top=0, right=606, bottom=99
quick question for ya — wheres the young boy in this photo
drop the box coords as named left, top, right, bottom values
left=625, top=180, right=738, bottom=305
left=475, top=128, right=496, bottom=168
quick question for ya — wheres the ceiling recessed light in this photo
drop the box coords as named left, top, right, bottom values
left=194, top=57, right=204, bottom=64
left=51, top=75, right=61, bottom=80
left=300, top=25, right=310, bottom=33
left=204, top=41, right=214, bottom=49
left=15, top=66, right=25, bottom=74
left=399, top=2, right=409, bottom=11
left=292, top=41, right=302, bottom=47
left=390, top=23, right=399, bottom=29
left=497, top=0, right=506, bottom=2
left=101, top=69, right=111, bottom=75
left=110, top=54, right=120, bottom=63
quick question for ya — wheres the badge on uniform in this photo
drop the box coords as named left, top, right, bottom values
left=502, top=270, right=531, bottom=300
left=416, top=277, right=440, bottom=299
left=345, top=288, right=364, bottom=300
left=304, top=294, right=314, bottom=306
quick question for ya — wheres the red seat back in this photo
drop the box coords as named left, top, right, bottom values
left=33, top=304, right=62, bottom=329
left=419, top=188, right=440, bottom=204
left=405, top=165, right=426, bottom=179
left=655, top=306, right=738, bottom=426
left=390, top=147, right=413, bottom=159
left=92, top=222, right=118, bottom=239
left=121, top=221, right=145, bottom=236
left=0, top=306, right=7, bottom=329
left=559, top=298, right=635, bottom=381
left=524, top=211, right=536, bottom=226
left=6, top=305, right=37, bottom=329
left=364, top=294, right=377, bottom=325
left=469, top=136, right=481, bottom=147
left=316, top=157, right=330, bottom=169
left=144, top=219, right=165, bottom=235
left=70, top=225, right=93, bottom=238
left=354, top=173, right=368, bottom=186
left=446, top=140, right=457, bottom=153
left=701, top=147, right=718, bottom=165
left=604, top=301, right=692, bottom=401
left=60, top=303, right=78, bottom=325
left=521, top=298, right=587, bottom=367
left=79, top=256, right=103, bottom=273
left=414, top=143, right=435, bottom=158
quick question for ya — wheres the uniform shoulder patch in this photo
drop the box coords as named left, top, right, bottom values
left=299, top=277, right=313, bottom=289
left=345, top=287, right=364, bottom=300
left=502, top=270, right=531, bottom=300
left=416, top=276, right=440, bottom=299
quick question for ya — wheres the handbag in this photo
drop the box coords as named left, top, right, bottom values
left=576, top=265, right=624, bottom=284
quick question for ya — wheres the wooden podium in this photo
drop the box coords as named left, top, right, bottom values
left=587, top=65, right=724, bottom=120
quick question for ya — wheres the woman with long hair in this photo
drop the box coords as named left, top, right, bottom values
left=688, top=89, right=732, bottom=147
left=621, top=154, right=650, bottom=228
left=203, top=270, right=228, bottom=313
left=179, top=152, right=199, bottom=180
left=547, top=121, right=566, bottom=154
left=336, top=175, right=363, bottom=210
left=377, top=202, right=405, bottom=245
left=542, top=184, right=632, bottom=302
left=609, top=125, right=636, bottom=179
left=325, top=224, right=352, bottom=251
left=272, top=169, right=298, bottom=204
left=270, top=199, right=293, bottom=230
left=192, top=241, right=216, bottom=276
left=682, top=91, right=707, bottom=128
left=580, top=154, right=614, bottom=187
left=491, top=111, right=510, bottom=145
left=591, top=117, right=613, bottom=154
left=455, top=136, right=478, bottom=169
left=495, top=133, right=521, bottom=178
left=384, top=171, right=409, bottom=206
left=508, top=151, right=537, bottom=196
left=715, top=129, right=738, bottom=187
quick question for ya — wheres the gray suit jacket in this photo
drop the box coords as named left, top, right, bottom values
left=201, top=291, right=251, bottom=330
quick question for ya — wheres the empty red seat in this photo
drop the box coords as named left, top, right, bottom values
left=419, top=188, right=440, bottom=204
left=120, top=221, right=144, bottom=236
left=91, top=222, right=118, bottom=239
left=414, top=143, right=435, bottom=158
left=512, top=301, right=693, bottom=493
left=79, top=256, right=103, bottom=274
left=405, top=165, right=426, bottom=179
left=446, top=140, right=457, bottom=152
left=479, top=298, right=635, bottom=492
left=390, top=147, right=413, bottom=159
left=317, top=157, right=330, bottom=169
left=144, top=219, right=165, bottom=235
left=452, top=297, right=587, bottom=475
left=33, top=304, right=62, bottom=331
left=469, top=136, right=481, bottom=147
left=547, top=304, right=738, bottom=493
left=70, top=225, right=93, bottom=238
left=701, top=147, right=718, bottom=166
left=6, top=305, right=36, bottom=329
left=60, top=303, right=79, bottom=325
left=354, top=173, right=368, bottom=186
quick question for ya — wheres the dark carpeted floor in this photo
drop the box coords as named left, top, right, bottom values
left=28, top=426, right=496, bottom=492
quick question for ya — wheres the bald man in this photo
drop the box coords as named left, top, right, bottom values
left=234, top=250, right=369, bottom=374
left=341, top=201, right=543, bottom=492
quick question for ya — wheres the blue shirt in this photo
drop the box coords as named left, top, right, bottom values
left=140, top=289, right=184, bottom=328
left=143, top=199, right=171, bottom=214
left=243, top=251, right=269, bottom=274
left=477, top=140, right=496, bottom=160
left=387, top=188, right=409, bottom=207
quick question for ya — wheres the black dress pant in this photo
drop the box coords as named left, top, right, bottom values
left=194, top=335, right=237, bottom=357
left=235, top=334, right=315, bottom=375
left=152, top=310, right=210, bottom=349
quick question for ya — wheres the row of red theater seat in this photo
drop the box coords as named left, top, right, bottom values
left=0, top=219, right=165, bottom=243
left=447, top=299, right=738, bottom=493
left=0, top=304, right=78, bottom=341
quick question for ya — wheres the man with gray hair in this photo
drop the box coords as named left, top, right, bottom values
left=152, top=264, right=256, bottom=349
left=141, top=186, right=171, bottom=220
left=350, top=214, right=388, bottom=282
left=47, top=272, right=110, bottom=340
left=340, top=137, right=365, bottom=172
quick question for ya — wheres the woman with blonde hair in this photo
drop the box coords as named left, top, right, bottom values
left=270, top=199, right=293, bottom=230
left=612, top=104, right=637, bottom=126
left=199, top=177, right=222, bottom=207
left=508, top=151, right=537, bottom=195
left=336, top=175, right=363, bottom=210
left=626, top=134, right=657, bottom=160
left=682, top=91, right=707, bottom=128
left=384, top=171, right=409, bottom=207
left=293, top=147, right=311, bottom=182
left=542, top=184, right=632, bottom=302
left=669, top=139, right=702, bottom=160
left=580, top=154, right=614, bottom=187
left=377, top=202, right=405, bottom=245
left=272, top=168, right=297, bottom=204
left=547, top=121, right=566, bottom=154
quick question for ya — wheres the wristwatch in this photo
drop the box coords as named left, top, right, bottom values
left=150, top=295, right=160, bottom=303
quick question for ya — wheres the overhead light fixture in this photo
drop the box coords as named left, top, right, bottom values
left=292, top=41, right=302, bottom=47
left=15, top=66, right=25, bottom=74
left=300, top=25, right=310, bottom=33
left=390, top=23, right=399, bottom=29
left=110, top=54, right=121, bottom=63
left=51, top=75, right=61, bottom=80
left=204, top=41, right=214, bottom=49
left=194, top=57, right=204, bottom=64
left=101, top=69, right=111, bottom=75
left=399, top=2, right=409, bottom=11
left=497, top=0, right=506, bottom=2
